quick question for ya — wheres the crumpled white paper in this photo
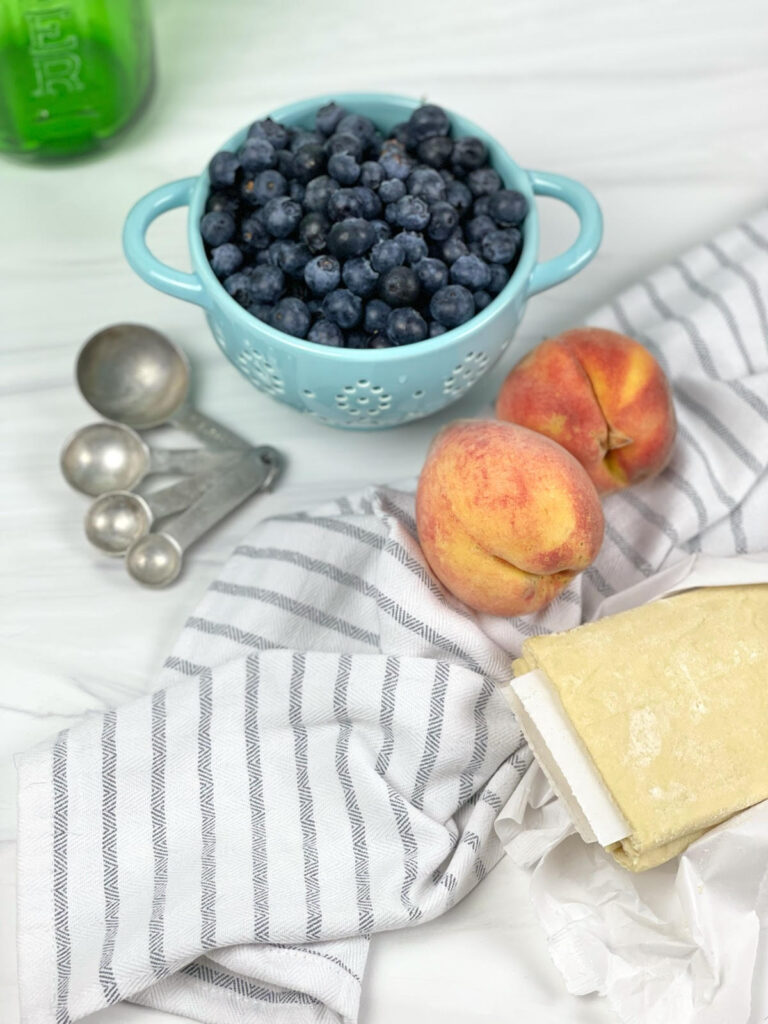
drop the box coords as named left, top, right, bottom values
left=496, top=554, right=768, bottom=1024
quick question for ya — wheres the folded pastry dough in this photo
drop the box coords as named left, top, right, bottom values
left=513, top=584, right=768, bottom=870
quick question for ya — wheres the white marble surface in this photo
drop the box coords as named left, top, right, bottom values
left=1, top=0, right=766, bottom=1020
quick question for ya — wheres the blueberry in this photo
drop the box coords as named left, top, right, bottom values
left=346, top=331, right=373, bottom=349
left=360, top=161, right=384, bottom=190
left=488, top=262, right=510, bottom=294
left=394, top=230, right=429, bottom=264
left=253, top=249, right=272, bottom=266
left=465, top=214, right=496, bottom=243
left=304, top=254, right=341, bottom=295
left=270, top=297, right=311, bottom=338
left=248, top=117, right=289, bottom=150
left=327, top=218, right=376, bottom=258
left=304, top=175, right=339, bottom=213
left=488, top=189, right=528, bottom=227
left=369, top=219, right=391, bottom=242
left=289, top=181, right=305, bottom=203
left=430, top=284, right=475, bottom=327
left=263, top=196, right=302, bottom=238
left=239, top=138, right=276, bottom=173
left=322, top=288, right=362, bottom=328
left=210, top=243, right=242, bottom=278
left=293, top=143, right=327, bottom=183
left=371, top=239, right=405, bottom=273
left=308, top=319, right=345, bottom=347
left=481, top=227, right=522, bottom=264
left=468, top=167, right=502, bottom=197
left=250, top=264, right=285, bottom=302
left=417, top=135, right=454, bottom=169
left=474, top=290, right=492, bottom=311
left=352, top=186, right=382, bottom=220
left=337, top=113, right=376, bottom=141
left=451, top=136, right=488, bottom=172
left=205, top=190, right=240, bottom=216
left=378, top=144, right=413, bottom=180
left=379, top=178, right=406, bottom=203
left=306, top=299, right=323, bottom=315
left=364, top=298, right=391, bottom=333
left=266, top=239, right=292, bottom=267
left=247, top=302, right=273, bottom=323
left=445, top=180, right=473, bottom=214
left=389, top=121, right=410, bottom=145
left=427, top=201, right=459, bottom=241
left=440, top=231, right=469, bottom=264
left=365, top=130, right=385, bottom=158
left=325, top=132, right=365, bottom=161
left=289, top=129, right=325, bottom=154
left=278, top=241, right=312, bottom=278
left=370, top=334, right=396, bottom=349
left=415, top=256, right=449, bottom=293
left=393, top=195, right=430, bottom=231
left=439, top=168, right=455, bottom=182
left=379, top=265, right=420, bottom=307
left=407, top=167, right=446, bottom=203
left=342, top=257, right=379, bottom=296
left=328, top=152, right=360, bottom=185
left=429, top=322, right=447, bottom=337
left=450, top=253, right=492, bottom=290
left=384, top=203, right=400, bottom=225
left=473, top=195, right=491, bottom=217
left=242, top=169, right=287, bottom=206
left=327, top=188, right=363, bottom=221
left=300, top=211, right=329, bottom=253
left=223, top=272, right=255, bottom=306
left=315, top=101, right=347, bottom=136
left=386, top=307, right=428, bottom=344
left=275, top=149, right=295, bottom=178
left=200, top=210, right=235, bottom=246
left=208, top=151, right=240, bottom=188
left=406, top=104, right=451, bottom=147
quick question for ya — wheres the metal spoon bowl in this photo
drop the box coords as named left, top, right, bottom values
left=85, top=491, right=152, bottom=556
left=76, top=324, right=250, bottom=451
left=62, top=422, right=150, bottom=495
left=126, top=533, right=183, bottom=587
left=77, top=324, right=188, bottom=430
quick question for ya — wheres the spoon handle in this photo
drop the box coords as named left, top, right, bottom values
left=148, top=447, right=237, bottom=476
left=163, top=447, right=282, bottom=552
left=145, top=467, right=224, bottom=520
left=171, top=405, right=251, bottom=452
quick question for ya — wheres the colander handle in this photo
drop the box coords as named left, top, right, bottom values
left=526, top=171, right=603, bottom=297
left=122, top=177, right=211, bottom=309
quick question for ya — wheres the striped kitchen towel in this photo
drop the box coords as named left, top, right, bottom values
left=16, top=207, right=768, bottom=1024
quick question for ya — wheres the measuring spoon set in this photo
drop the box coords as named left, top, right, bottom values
left=61, top=323, right=283, bottom=587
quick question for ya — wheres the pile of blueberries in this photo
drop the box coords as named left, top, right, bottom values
left=200, top=101, right=528, bottom=348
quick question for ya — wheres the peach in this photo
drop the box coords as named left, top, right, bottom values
left=495, top=328, right=676, bottom=494
left=415, top=420, right=604, bottom=617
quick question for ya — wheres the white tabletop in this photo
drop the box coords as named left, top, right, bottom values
left=1, top=0, right=765, bottom=1020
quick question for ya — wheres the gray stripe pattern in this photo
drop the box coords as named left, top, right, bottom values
left=459, top=676, right=495, bottom=805
left=706, top=239, right=768, bottom=343
left=411, top=661, right=448, bottom=811
left=245, top=655, right=269, bottom=941
left=289, top=653, right=322, bottom=940
left=52, top=731, right=71, bottom=1024
left=198, top=670, right=216, bottom=949
left=210, top=580, right=380, bottom=648
left=149, top=691, right=168, bottom=976
left=333, top=654, right=374, bottom=935
left=180, top=959, right=320, bottom=1005
left=672, top=258, right=754, bottom=372
left=98, top=710, right=120, bottom=1005
left=186, top=616, right=278, bottom=652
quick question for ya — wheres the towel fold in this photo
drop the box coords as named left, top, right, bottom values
left=16, top=207, right=768, bottom=1024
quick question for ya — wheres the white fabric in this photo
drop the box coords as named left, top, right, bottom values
left=16, top=207, right=768, bottom=1024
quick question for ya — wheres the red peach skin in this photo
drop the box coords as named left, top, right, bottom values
left=415, top=420, right=604, bottom=617
left=496, top=328, right=677, bottom=494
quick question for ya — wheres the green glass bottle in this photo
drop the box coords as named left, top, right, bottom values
left=0, top=0, right=153, bottom=158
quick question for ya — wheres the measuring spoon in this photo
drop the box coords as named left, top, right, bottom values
left=125, top=447, right=282, bottom=587
left=76, top=324, right=251, bottom=452
left=84, top=465, right=228, bottom=556
left=61, top=421, right=235, bottom=496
